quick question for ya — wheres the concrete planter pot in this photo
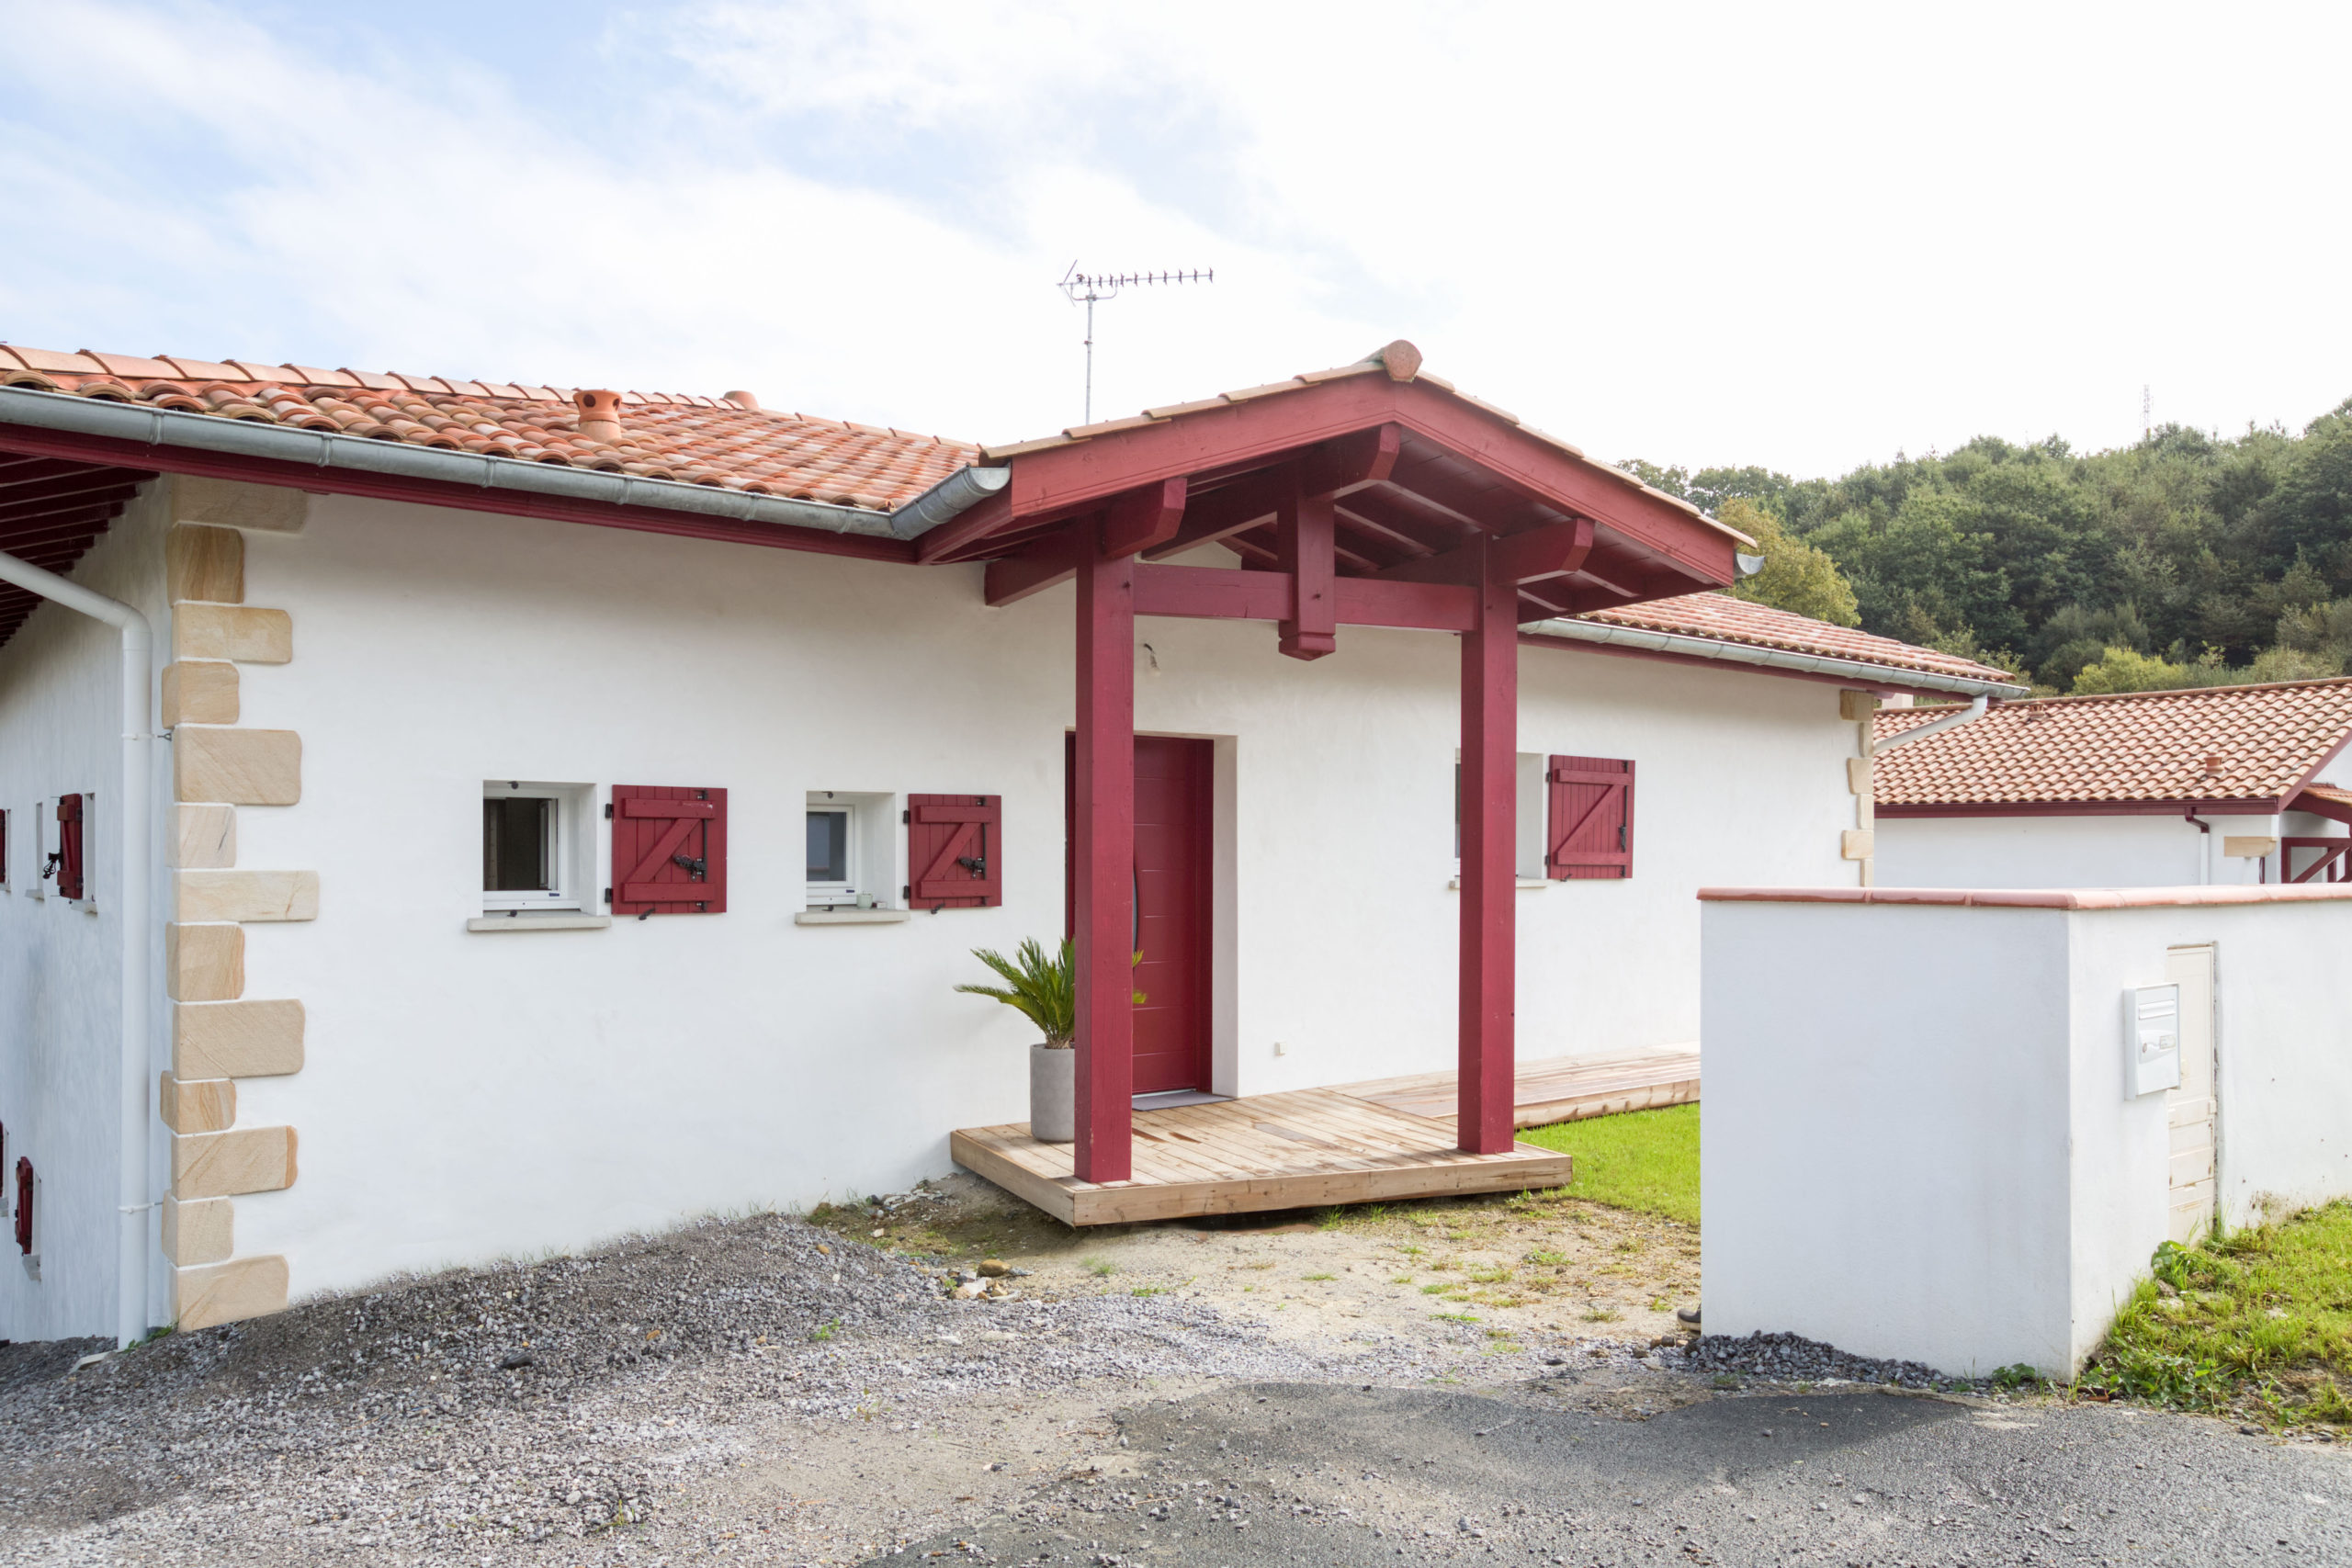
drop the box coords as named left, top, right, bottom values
left=1029, top=1043, right=1076, bottom=1143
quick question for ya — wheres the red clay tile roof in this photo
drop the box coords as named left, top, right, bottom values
left=0, top=344, right=977, bottom=513
left=1872, top=679, right=2352, bottom=808
left=2, top=339, right=1996, bottom=688
left=981, top=340, right=1751, bottom=548
left=1572, top=592, right=2020, bottom=685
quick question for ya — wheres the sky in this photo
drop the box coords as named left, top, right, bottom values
left=2, top=0, right=2346, bottom=479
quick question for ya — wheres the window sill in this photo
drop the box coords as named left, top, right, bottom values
left=796, top=908, right=913, bottom=926
left=1446, top=877, right=1554, bottom=891
left=466, top=914, right=611, bottom=932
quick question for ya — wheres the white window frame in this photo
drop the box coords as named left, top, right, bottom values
left=481, top=781, right=594, bottom=914
left=806, top=790, right=899, bottom=910
left=1452, top=753, right=1552, bottom=885
left=29, top=797, right=49, bottom=901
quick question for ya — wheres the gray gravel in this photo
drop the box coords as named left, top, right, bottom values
left=0, top=1211, right=1585, bottom=1563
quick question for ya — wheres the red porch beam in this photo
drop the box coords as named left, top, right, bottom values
left=1458, top=534, right=1519, bottom=1155
left=1129, top=563, right=1476, bottom=631
left=1101, top=477, right=1188, bottom=559
left=1072, top=516, right=1137, bottom=1183
left=983, top=532, right=1080, bottom=606
left=1276, top=469, right=1337, bottom=660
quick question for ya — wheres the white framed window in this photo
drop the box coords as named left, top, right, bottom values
left=806, top=790, right=899, bottom=910
left=481, top=781, right=594, bottom=914
left=1453, top=754, right=1551, bottom=882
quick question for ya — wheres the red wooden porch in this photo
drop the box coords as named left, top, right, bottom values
left=936, top=342, right=1742, bottom=1205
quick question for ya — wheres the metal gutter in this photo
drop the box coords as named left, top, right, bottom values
left=0, top=386, right=995, bottom=542
left=1522, top=615, right=2026, bottom=700
left=889, top=465, right=1010, bottom=538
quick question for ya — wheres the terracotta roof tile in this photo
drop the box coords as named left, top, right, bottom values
left=1871, top=680, right=2352, bottom=808
left=1570, top=592, right=2019, bottom=686
left=0, top=340, right=981, bottom=513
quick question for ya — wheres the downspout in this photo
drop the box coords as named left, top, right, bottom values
left=0, top=549, right=153, bottom=1348
left=1871, top=694, right=1991, bottom=753
left=2186, top=808, right=2211, bottom=885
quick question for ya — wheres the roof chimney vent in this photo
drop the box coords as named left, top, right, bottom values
left=2203, top=753, right=2224, bottom=777
left=573, top=388, right=624, bottom=443
left=722, top=389, right=760, bottom=411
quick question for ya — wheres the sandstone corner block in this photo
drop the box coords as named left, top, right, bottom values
left=161, top=660, right=239, bottom=727
left=1841, top=829, right=1876, bottom=861
left=174, top=998, right=305, bottom=1078
left=165, top=524, right=245, bottom=604
left=174, top=1255, right=289, bottom=1331
left=175, top=728, right=300, bottom=806
left=172, top=604, right=291, bottom=664
left=167, top=475, right=308, bottom=534
left=169, top=804, right=237, bottom=869
left=175, top=869, right=319, bottom=923
left=165, top=923, right=244, bottom=1002
left=158, top=1072, right=235, bottom=1134
left=173, top=1125, right=297, bottom=1199
left=162, top=1196, right=233, bottom=1267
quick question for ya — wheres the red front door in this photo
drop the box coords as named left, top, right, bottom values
left=1068, top=734, right=1213, bottom=1095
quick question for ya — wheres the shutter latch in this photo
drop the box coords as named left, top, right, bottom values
left=672, top=853, right=707, bottom=879
left=956, top=854, right=987, bottom=879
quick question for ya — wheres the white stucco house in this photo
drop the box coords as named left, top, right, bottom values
left=1872, top=681, right=2352, bottom=889
left=0, top=338, right=2015, bottom=1345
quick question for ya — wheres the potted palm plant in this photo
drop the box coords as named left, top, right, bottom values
left=956, top=939, right=1141, bottom=1143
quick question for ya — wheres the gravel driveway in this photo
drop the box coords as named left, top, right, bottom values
left=3, top=1184, right=2344, bottom=1565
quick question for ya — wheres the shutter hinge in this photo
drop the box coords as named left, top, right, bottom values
left=902, top=884, right=910, bottom=899
left=901, top=809, right=910, bottom=824
left=603, top=886, right=612, bottom=904
left=604, top=803, right=614, bottom=819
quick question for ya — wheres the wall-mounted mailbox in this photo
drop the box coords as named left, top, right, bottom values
left=2127, top=983, right=2182, bottom=1097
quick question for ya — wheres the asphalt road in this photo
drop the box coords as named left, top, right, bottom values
left=871, top=1378, right=2352, bottom=1565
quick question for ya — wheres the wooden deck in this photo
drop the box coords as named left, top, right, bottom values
left=1333, top=1047, right=1701, bottom=1131
left=950, top=1088, right=1574, bottom=1226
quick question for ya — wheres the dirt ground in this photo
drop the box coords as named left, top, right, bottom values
left=811, top=1170, right=1702, bottom=1350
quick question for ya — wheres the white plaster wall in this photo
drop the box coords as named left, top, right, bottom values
left=1873, top=812, right=2278, bottom=889
left=220, top=496, right=1859, bottom=1299
left=0, top=486, right=170, bottom=1342
left=1700, top=902, right=2081, bottom=1374
left=1703, top=893, right=2352, bottom=1376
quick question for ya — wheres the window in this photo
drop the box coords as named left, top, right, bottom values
left=806, top=791, right=897, bottom=910
left=55, top=794, right=85, bottom=902
left=1453, top=754, right=1552, bottom=883
left=0, top=807, right=9, bottom=889
left=481, top=782, right=592, bottom=913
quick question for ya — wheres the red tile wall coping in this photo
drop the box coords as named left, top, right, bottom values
left=1697, top=884, right=2352, bottom=908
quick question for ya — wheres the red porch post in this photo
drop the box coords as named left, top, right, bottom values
left=1073, top=515, right=1136, bottom=1181
left=1457, top=535, right=1518, bottom=1153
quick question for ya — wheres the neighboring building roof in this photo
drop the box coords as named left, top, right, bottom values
left=1872, top=679, right=2352, bottom=813
left=0, top=338, right=2004, bottom=692
left=1577, top=592, right=2018, bottom=687
left=0, top=344, right=975, bottom=512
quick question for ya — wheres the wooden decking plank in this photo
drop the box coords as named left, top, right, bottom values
left=948, top=1130, right=1079, bottom=1224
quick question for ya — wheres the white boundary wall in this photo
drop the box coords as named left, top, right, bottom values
left=1701, top=884, right=2352, bottom=1377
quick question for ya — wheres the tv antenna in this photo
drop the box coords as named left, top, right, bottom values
left=1058, top=263, right=1214, bottom=424
left=2143, top=384, right=2153, bottom=442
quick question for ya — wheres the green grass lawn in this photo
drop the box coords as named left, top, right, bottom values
left=2086, top=1201, right=2352, bottom=1426
left=1520, top=1103, right=1700, bottom=1225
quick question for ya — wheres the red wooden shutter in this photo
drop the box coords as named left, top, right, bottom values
left=909, top=794, right=1001, bottom=910
left=55, top=795, right=84, bottom=901
left=14, top=1156, right=29, bottom=1256
left=1547, top=755, right=1634, bottom=880
left=610, top=786, right=728, bottom=915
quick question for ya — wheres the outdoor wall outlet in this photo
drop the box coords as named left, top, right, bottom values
left=2126, top=983, right=2182, bottom=1098
left=1272, top=1041, right=1286, bottom=1056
